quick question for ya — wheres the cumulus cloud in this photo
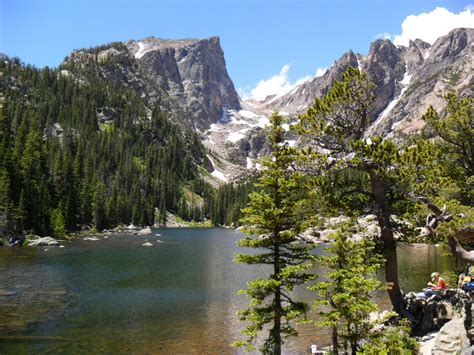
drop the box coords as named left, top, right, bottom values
left=248, top=65, right=311, bottom=101
left=237, top=86, right=251, bottom=100
left=315, top=67, right=328, bottom=77
left=393, top=6, right=474, bottom=46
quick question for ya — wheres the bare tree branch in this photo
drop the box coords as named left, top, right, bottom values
left=448, top=236, right=474, bottom=263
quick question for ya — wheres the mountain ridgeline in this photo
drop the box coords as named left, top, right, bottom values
left=256, top=28, right=473, bottom=135
left=215, top=28, right=473, bottom=168
left=62, top=37, right=241, bottom=130
left=0, top=28, right=472, bottom=242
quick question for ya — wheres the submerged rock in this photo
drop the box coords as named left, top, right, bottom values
left=137, top=226, right=152, bottom=235
left=0, top=290, right=16, bottom=296
left=83, top=237, right=99, bottom=241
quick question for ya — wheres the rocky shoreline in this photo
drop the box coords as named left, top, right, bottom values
left=406, top=289, right=474, bottom=354
left=1, top=215, right=216, bottom=247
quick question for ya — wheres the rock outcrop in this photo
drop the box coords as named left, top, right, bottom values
left=404, top=289, right=472, bottom=335
left=26, top=236, right=60, bottom=246
left=431, top=318, right=471, bottom=354
left=64, top=36, right=241, bottom=131
left=203, top=28, right=473, bottom=172
left=408, top=289, right=474, bottom=354
left=62, top=29, right=473, bottom=177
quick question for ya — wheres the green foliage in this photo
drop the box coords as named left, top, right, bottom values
left=360, top=318, right=419, bottom=354
left=311, top=222, right=384, bottom=353
left=209, top=177, right=257, bottom=227
left=0, top=55, right=210, bottom=238
left=50, top=208, right=66, bottom=238
left=295, top=66, right=460, bottom=317
left=234, top=113, right=315, bottom=354
left=422, top=93, right=473, bottom=204
left=298, top=66, right=376, bottom=154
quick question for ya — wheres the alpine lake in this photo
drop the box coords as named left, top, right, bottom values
left=0, top=228, right=453, bottom=354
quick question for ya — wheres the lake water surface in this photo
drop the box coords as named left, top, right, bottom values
left=0, top=228, right=453, bottom=354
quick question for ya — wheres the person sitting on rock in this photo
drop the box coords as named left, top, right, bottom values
left=459, top=264, right=474, bottom=292
left=424, top=272, right=447, bottom=297
left=417, top=272, right=447, bottom=299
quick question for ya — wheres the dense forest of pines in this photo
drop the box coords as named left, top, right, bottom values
left=0, top=57, right=251, bottom=243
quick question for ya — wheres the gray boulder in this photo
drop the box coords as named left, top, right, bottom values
left=27, top=236, right=60, bottom=246
left=137, top=226, right=152, bottom=235
left=432, top=318, right=470, bottom=354
left=405, top=288, right=471, bottom=335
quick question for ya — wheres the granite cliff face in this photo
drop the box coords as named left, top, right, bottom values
left=64, top=36, right=240, bottom=131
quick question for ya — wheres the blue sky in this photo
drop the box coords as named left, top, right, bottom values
left=1, top=0, right=472, bottom=99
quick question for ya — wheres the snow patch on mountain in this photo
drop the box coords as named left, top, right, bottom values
left=135, top=41, right=154, bottom=59
left=207, top=154, right=228, bottom=182
left=246, top=157, right=253, bottom=169
left=227, top=130, right=249, bottom=143
left=371, top=69, right=413, bottom=129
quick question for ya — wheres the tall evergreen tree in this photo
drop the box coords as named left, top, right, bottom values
left=234, top=113, right=314, bottom=354
left=20, top=123, right=50, bottom=235
left=422, top=93, right=473, bottom=204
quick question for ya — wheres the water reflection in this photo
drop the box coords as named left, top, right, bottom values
left=0, top=231, right=453, bottom=354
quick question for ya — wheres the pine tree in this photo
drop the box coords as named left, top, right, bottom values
left=422, top=93, right=473, bottom=204
left=50, top=207, right=66, bottom=238
left=417, top=94, right=474, bottom=263
left=20, top=124, right=50, bottom=235
left=234, top=113, right=315, bottom=354
left=311, top=222, right=383, bottom=353
left=295, top=66, right=433, bottom=317
left=92, top=179, right=107, bottom=231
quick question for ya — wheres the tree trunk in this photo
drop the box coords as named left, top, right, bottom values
left=332, top=326, right=338, bottom=354
left=380, top=225, right=409, bottom=317
left=273, top=242, right=282, bottom=355
left=370, top=173, right=409, bottom=318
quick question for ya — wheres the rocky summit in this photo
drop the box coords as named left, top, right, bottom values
left=64, top=36, right=240, bottom=131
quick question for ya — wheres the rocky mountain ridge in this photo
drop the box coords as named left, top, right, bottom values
left=63, top=36, right=240, bottom=131
left=256, top=28, right=473, bottom=137
left=209, top=27, right=473, bottom=173
left=59, top=28, right=473, bottom=182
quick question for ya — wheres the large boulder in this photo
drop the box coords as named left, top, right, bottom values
left=405, top=289, right=471, bottom=335
left=137, top=226, right=152, bottom=235
left=432, top=318, right=471, bottom=354
left=26, top=236, right=60, bottom=246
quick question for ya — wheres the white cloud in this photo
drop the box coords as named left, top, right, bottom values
left=375, top=32, right=392, bottom=40
left=393, top=6, right=474, bottom=46
left=315, top=67, right=328, bottom=77
left=248, top=65, right=312, bottom=101
left=237, top=86, right=251, bottom=100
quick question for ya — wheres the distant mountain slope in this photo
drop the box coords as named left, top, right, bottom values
left=0, top=55, right=218, bottom=242
left=206, top=28, right=473, bottom=170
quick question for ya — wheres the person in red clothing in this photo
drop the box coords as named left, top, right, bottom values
left=419, top=272, right=447, bottom=298
left=428, top=272, right=447, bottom=290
